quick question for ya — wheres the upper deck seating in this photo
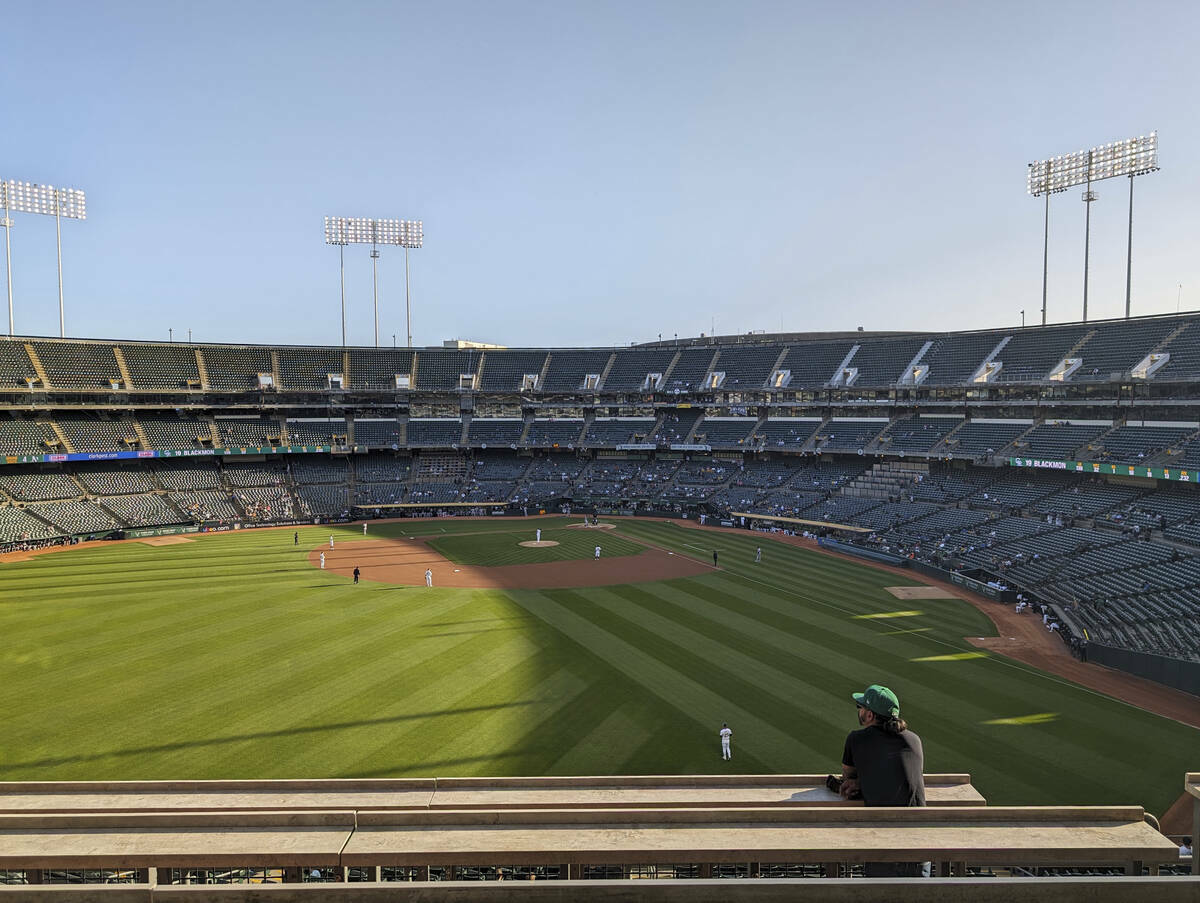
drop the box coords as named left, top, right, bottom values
left=540, top=350, right=613, bottom=392
left=944, top=421, right=1029, bottom=458
left=919, top=331, right=1004, bottom=385
left=138, top=417, right=211, bottom=450
left=849, top=337, right=928, bottom=386
left=662, top=348, right=716, bottom=393
left=656, top=410, right=703, bottom=444
left=1013, top=422, right=1107, bottom=459
left=406, top=420, right=463, bottom=447
left=696, top=418, right=756, bottom=448
left=472, top=455, right=530, bottom=481
left=414, top=351, right=477, bottom=391
left=777, top=341, right=854, bottom=388
left=353, top=420, right=403, bottom=447
left=278, top=348, right=344, bottom=390
left=347, top=349, right=414, bottom=390
left=715, top=344, right=783, bottom=390
left=55, top=416, right=138, bottom=453
left=753, top=418, right=822, bottom=449
left=478, top=351, right=548, bottom=391
left=1073, top=317, right=1182, bottom=381
left=120, top=343, right=200, bottom=389
left=32, top=341, right=120, bottom=390
left=603, top=349, right=677, bottom=391
left=0, top=419, right=57, bottom=455
left=286, top=419, right=346, bottom=446
left=815, top=420, right=889, bottom=452
left=466, top=419, right=524, bottom=446
left=200, top=346, right=274, bottom=391
left=1153, top=320, right=1200, bottom=382
left=993, top=324, right=1089, bottom=382
left=215, top=418, right=283, bottom=448
left=875, top=416, right=963, bottom=453
left=1090, top=425, right=1196, bottom=464
left=0, top=340, right=36, bottom=389
left=582, top=419, right=655, bottom=445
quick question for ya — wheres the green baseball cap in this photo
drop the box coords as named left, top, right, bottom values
left=853, top=684, right=900, bottom=717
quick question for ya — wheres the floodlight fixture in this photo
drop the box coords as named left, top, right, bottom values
left=0, top=180, right=87, bottom=336
left=1027, top=133, right=1158, bottom=322
left=324, top=216, right=423, bottom=348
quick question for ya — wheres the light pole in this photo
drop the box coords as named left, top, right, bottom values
left=324, top=217, right=423, bottom=348
left=1028, top=133, right=1157, bottom=323
left=1020, top=310, right=1025, bottom=328
left=0, top=180, right=87, bottom=336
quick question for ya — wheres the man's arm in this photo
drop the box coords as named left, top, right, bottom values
left=841, top=736, right=861, bottom=800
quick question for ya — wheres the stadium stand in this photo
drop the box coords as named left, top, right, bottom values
left=0, top=418, right=57, bottom=454
left=0, top=339, right=37, bottom=389
left=138, top=416, right=213, bottom=450
left=714, top=344, right=782, bottom=390
left=120, top=342, right=202, bottom=390
left=777, top=340, right=853, bottom=387
left=347, top=349, right=414, bottom=390
left=407, top=419, right=464, bottom=447
left=467, top=419, right=525, bottom=446
left=526, top=419, right=584, bottom=446
left=540, top=350, right=613, bottom=392
left=55, top=416, right=139, bottom=453
left=415, top=350, right=478, bottom=391
left=32, top=341, right=122, bottom=389
left=917, top=331, right=1004, bottom=385
left=602, top=349, right=677, bottom=391
left=662, top=347, right=716, bottom=392
left=696, top=417, right=756, bottom=448
left=478, top=350, right=548, bottom=391
left=200, top=345, right=275, bottom=391
left=277, top=348, right=345, bottom=391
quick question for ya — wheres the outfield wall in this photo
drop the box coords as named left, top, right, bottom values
left=1086, top=644, right=1200, bottom=698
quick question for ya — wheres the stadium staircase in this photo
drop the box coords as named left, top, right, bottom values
left=929, top=419, right=969, bottom=455
left=658, top=350, right=682, bottom=388
left=459, top=416, right=471, bottom=446
left=45, top=420, right=76, bottom=454
left=270, top=351, right=282, bottom=389
left=131, top=420, right=151, bottom=450
left=17, top=505, right=61, bottom=534
left=409, top=353, right=421, bottom=388
left=841, top=461, right=928, bottom=499
left=596, top=353, right=617, bottom=391
left=23, top=342, right=50, bottom=388
left=193, top=348, right=210, bottom=389
left=278, top=421, right=292, bottom=445
left=112, top=345, right=134, bottom=389
left=517, top=416, right=534, bottom=445
left=536, top=353, right=553, bottom=390
left=207, top=420, right=222, bottom=447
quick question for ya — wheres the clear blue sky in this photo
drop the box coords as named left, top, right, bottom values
left=5, top=0, right=1198, bottom=347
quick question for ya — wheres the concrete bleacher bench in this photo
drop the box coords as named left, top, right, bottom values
left=0, top=774, right=983, bottom=814
left=0, top=805, right=1184, bottom=898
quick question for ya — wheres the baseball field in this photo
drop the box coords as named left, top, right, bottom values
left=1, top=516, right=1194, bottom=816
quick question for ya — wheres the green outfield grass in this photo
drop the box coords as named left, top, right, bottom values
left=1, top=516, right=1194, bottom=815
left=427, top=526, right=645, bottom=565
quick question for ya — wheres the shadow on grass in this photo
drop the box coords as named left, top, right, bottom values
left=2, top=700, right=542, bottom=771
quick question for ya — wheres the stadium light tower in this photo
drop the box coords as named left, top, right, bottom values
left=1028, top=133, right=1158, bottom=323
left=0, top=180, right=87, bottom=337
left=324, top=217, right=423, bottom=347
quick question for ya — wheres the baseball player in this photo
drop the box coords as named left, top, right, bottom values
left=425, top=568, right=433, bottom=587
left=720, top=723, right=732, bottom=760
left=755, top=547, right=762, bottom=563
left=594, top=545, right=601, bottom=560
left=363, top=523, right=368, bottom=535
left=329, top=535, right=334, bottom=550
left=536, top=528, right=542, bottom=543
left=319, top=552, right=326, bottom=569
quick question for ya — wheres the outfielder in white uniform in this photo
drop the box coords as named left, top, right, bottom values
left=425, top=569, right=433, bottom=587
left=755, top=547, right=762, bottom=563
left=594, top=545, right=601, bottom=560
left=363, top=523, right=367, bottom=535
left=319, top=552, right=326, bottom=569
left=720, top=723, right=732, bottom=760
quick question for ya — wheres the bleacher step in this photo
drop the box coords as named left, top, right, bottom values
left=23, top=343, right=50, bottom=388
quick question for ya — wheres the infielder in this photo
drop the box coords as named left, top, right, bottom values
left=329, top=535, right=334, bottom=550
left=720, top=723, right=732, bottom=760
left=425, top=568, right=433, bottom=587
left=536, top=528, right=542, bottom=543
left=319, top=552, right=326, bottom=569
left=363, top=523, right=367, bottom=535
left=594, top=545, right=601, bottom=560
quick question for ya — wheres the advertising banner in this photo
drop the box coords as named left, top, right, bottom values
left=1008, top=456, right=1195, bottom=484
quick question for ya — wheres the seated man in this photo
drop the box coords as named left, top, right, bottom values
left=841, top=684, right=928, bottom=878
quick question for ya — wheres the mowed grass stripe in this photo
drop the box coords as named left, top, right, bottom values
left=511, top=588, right=811, bottom=769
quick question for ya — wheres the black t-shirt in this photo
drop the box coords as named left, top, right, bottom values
left=842, top=724, right=926, bottom=807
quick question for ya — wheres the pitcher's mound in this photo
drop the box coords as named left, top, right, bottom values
left=887, top=586, right=959, bottom=599
left=519, top=540, right=560, bottom=548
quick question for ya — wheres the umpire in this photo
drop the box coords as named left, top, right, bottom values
left=840, top=684, right=928, bottom=878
